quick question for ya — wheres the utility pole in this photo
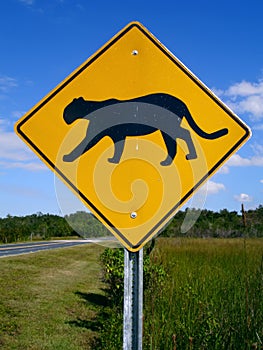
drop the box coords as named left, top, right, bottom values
left=241, top=203, right=247, bottom=227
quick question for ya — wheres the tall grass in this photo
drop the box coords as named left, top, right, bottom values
left=143, top=238, right=263, bottom=349
left=1, top=239, right=261, bottom=349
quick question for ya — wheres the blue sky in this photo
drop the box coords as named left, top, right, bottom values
left=0, top=0, right=263, bottom=218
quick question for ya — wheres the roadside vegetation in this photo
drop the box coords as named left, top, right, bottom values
left=0, top=211, right=108, bottom=243
left=0, top=205, right=262, bottom=348
left=162, top=205, right=263, bottom=239
left=98, top=238, right=263, bottom=349
left=0, top=244, right=105, bottom=349
left=0, top=238, right=262, bottom=349
left=0, top=205, right=262, bottom=244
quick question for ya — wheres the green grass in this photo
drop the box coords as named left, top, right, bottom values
left=0, top=238, right=262, bottom=349
left=0, top=244, right=105, bottom=350
left=144, top=238, right=263, bottom=349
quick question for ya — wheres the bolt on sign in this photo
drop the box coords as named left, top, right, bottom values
left=15, top=22, right=251, bottom=252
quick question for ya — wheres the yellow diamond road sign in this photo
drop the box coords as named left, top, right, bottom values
left=15, top=22, right=251, bottom=251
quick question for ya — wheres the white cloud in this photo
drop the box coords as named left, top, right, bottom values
left=218, top=79, right=263, bottom=120
left=0, top=160, right=46, bottom=171
left=251, top=143, right=263, bottom=155
left=234, top=193, right=253, bottom=203
left=211, top=87, right=224, bottom=97
left=218, top=151, right=263, bottom=174
left=206, top=181, right=225, bottom=194
left=229, top=95, right=263, bottom=119
left=0, top=75, right=18, bottom=92
left=200, top=180, right=225, bottom=195
left=0, top=128, right=47, bottom=171
left=253, top=124, right=263, bottom=130
left=260, top=179, right=263, bottom=184
left=11, top=111, right=25, bottom=119
left=218, top=165, right=229, bottom=174
left=0, top=130, right=33, bottom=161
left=19, top=0, right=34, bottom=5
left=226, top=80, right=263, bottom=97
left=226, top=153, right=263, bottom=167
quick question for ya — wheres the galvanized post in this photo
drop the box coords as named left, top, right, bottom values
left=123, top=248, right=143, bottom=350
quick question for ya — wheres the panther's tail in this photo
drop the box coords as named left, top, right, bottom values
left=133, top=93, right=228, bottom=140
left=183, top=106, right=228, bottom=140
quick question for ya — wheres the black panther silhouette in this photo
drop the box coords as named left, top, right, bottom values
left=62, top=93, right=228, bottom=166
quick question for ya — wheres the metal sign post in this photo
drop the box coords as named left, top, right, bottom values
left=123, top=248, right=143, bottom=350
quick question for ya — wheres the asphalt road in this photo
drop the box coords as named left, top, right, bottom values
left=0, top=240, right=94, bottom=258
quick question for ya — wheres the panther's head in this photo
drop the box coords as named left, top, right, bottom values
left=63, top=97, right=88, bottom=124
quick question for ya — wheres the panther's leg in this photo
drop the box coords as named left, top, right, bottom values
left=179, top=127, right=197, bottom=160
left=63, top=137, right=89, bottom=162
left=160, top=131, right=177, bottom=166
left=63, top=131, right=99, bottom=162
left=108, top=137, right=125, bottom=164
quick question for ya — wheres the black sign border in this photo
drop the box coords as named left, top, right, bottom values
left=16, top=22, right=251, bottom=250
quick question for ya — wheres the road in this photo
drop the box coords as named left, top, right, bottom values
left=0, top=240, right=96, bottom=258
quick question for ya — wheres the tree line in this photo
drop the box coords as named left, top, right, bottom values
left=0, top=205, right=262, bottom=244
left=162, top=205, right=263, bottom=238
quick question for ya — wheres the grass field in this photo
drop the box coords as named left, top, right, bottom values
left=0, top=238, right=262, bottom=349
left=0, top=244, right=105, bottom=350
left=144, top=238, right=263, bottom=349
